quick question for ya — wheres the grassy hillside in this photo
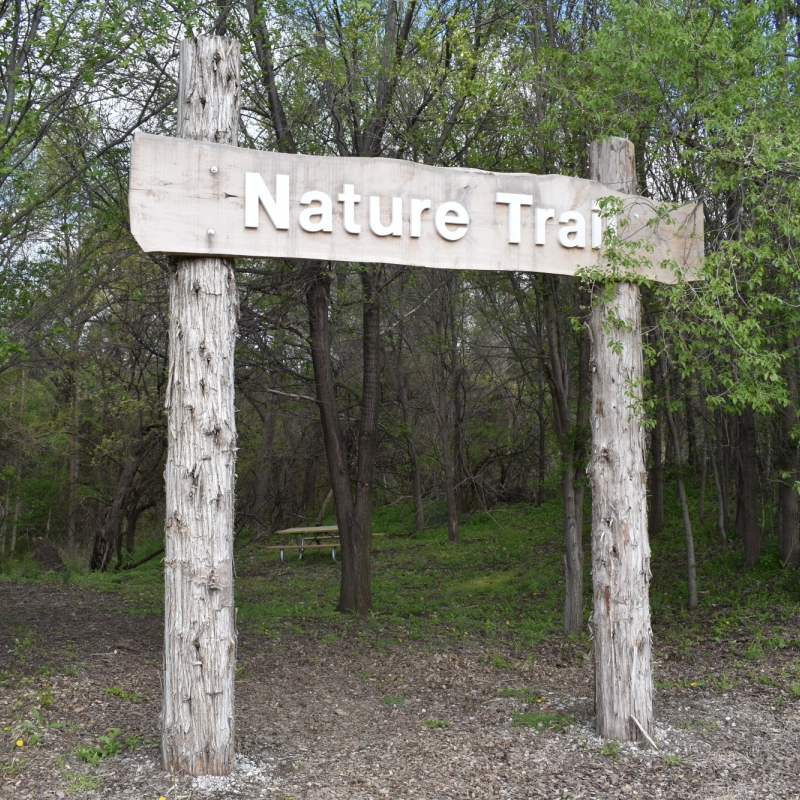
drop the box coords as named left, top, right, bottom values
left=3, top=485, right=798, bottom=660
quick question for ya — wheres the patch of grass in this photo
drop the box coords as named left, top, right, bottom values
left=74, top=729, right=138, bottom=765
left=20, top=706, right=63, bottom=731
left=381, top=694, right=407, bottom=707
left=599, top=739, right=622, bottom=758
left=7, top=484, right=800, bottom=662
left=490, top=652, right=512, bottom=669
left=66, top=773, right=101, bottom=793
left=790, top=683, right=800, bottom=698
left=497, top=687, right=546, bottom=703
left=422, top=718, right=450, bottom=728
left=511, top=711, right=572, bottom=730
left=14, top=627, right=34, bottom=651
left=0, top=758, right=26, bottom=776
left=745, top=639, right=765, bottom=661
left=664, top=755, right=689, bottom=766
left=38, top=685, right=56, bottom=707
left=104, top=686, right=140, bottom=703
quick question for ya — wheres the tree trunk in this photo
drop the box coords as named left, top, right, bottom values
left=66, top=377, right=80, bottom=557
left=778, top=481, right=799, bottom=566
left=535, top=403, right=546, bottom=505
left=0, top=489, right=8, bottom=555
left=316, top=488, right=333, bottom=525
left=253, top=393, right=278, bottom=531
left=10, top=494, right=20, bottom=557
left=561, top=460, right=583, bottom=634
left=541, top=276, right=585, bottom=635
left=778, top=398, right=799, bottom=566
left=345, top=268, right=382, bottom=610
left=587, top=137, right=653, bottom=742
left=439, top=381, right=459, bottom=542
left=450, top=279, right=468, bottom=514
left=90, top=455, right=140, bottom=572
left=430, top=276, right=460, bottom=542
left=719, top=410, right=731, bottom=528
left=162, top=35, right=240, bottom=777
left=302, top=431, right=321, bottom=517
left=306, top=264, right=381, bottom=614
left=124, top=500, right=155, bottom=559
left=661, top=360, right=698, bottom=609
left=737, top=405, right=760, bottom=567
left=398, top=378, right=425, bottom=532
left=649, top=401, right=664, bottom=536
left=699, top=432, right=708, bottom=521
left=683, top=381, right=697, bottom=469
left=699, top=387, right=727, bottom=548
left=389, top=291, right=425, bottom=532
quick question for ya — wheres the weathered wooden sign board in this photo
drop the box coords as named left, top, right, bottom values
left=129, top=132, right=703, bottom=283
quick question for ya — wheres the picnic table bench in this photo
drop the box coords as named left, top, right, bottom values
left=264, top=526, right=385, bottom=565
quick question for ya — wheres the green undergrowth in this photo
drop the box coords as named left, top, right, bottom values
left=2, top=482, right=799, bottom=655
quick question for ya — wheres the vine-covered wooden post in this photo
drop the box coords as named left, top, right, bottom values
left=162, top=36, right=240, bottom=775
left=587, top=137, right=654, bottom=741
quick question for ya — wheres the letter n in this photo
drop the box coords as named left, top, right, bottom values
left=245, top=173, right=290, bottom=229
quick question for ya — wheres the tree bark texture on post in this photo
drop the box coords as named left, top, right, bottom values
left=587, top=137, right=654, bottom=741
left=162, top=36, right=240, bottom=776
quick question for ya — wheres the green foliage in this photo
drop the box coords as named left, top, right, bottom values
left=599, top=739, right=622, bottom=759
left=381, top=694, right=407, bottom=707
left=512, top=711, right=572, bottom=730
left=66, top=774, right=101, bottom=794
left=104, top=686, right=140, bottom=703
left=664, top=755, right=689, bottom=766
left=20, top=706, right=63, bottom=732
left=74, top=729, right=138, bottom=765
left=422, top=718, right=450, bottom=728
left=497, top=687, right=547, bottom=704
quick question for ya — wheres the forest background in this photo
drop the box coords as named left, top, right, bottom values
left=1, top=0, right=799, bottom=634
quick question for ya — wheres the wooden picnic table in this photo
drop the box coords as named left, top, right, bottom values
left=264, top=526, right=385, bottom=564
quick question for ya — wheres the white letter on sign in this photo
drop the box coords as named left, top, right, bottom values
left=245, top=173, right=290, bottom=229
left=535, top=208, right=554, bottom=245
left=558, top=211, right=585, bottom=248
left=435, top=201, right=469, bottom=241
left=338, top=184, right=361, bottom=234
left=299, top=190, right=333, bottom=232
left=370, top=196, right=403, bottom=236
left=410, top=198, right=432, bottom=238
left=496, top=193, right=532, bottom=244
left=592, top=202, right=602, bottom=249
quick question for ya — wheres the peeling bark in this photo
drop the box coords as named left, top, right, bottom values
left=588, top=137, right=653, bottom=741
left=162, top=36, right=240, bottom=776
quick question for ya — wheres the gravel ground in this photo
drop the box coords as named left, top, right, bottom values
left=0, top=581, right=798, bottom=799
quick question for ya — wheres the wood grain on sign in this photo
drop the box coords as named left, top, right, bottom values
left=129, top=133, right=703, bottom=283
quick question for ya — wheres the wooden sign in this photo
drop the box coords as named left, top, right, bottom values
left=129, top=132, right=703, bottom=282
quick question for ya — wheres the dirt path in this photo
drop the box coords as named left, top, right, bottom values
left=0, top=581, right=798, bottom=799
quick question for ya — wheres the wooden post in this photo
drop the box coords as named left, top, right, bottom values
left=162, top=36, right=240, bottom=775
left=587, top=137, right=654, bottom=741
